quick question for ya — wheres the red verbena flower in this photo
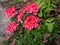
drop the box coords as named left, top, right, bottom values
left=6, top=22, right=18, bottom=34
left=17, top=7, right=27, bottom=22
left=21, top=7, right=27, bottom=13
left=4, top=6, right=18, bottom=18
left=11, top=41, right=15, bottom=45
left=5, top=36, right=10, bottom=41
left=26, top=3, right=39, bottom=15
left=24, top=15, right=39, bottom=30
left=17, top=12, right=24, bottom=22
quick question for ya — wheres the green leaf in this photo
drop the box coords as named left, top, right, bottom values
left=51, top=4, right=57, bottom=8
left=36, top=0, right=41, bottom=5
left=48, top=25, right=53, bottom=32
left=40, top=2, right=46, bottom=9
left=46, top=18, right=54, bottom=22
left=10, top=17, right=17, bottom=22
left=16, top=40, right=22, bottom=45
left=39, top=2, right=44, bottom=7
left=45, top=7, right=51, bottom=13
left=34, top=38, right=36, bottom=42
left=40, top=42, right=44, bottom=45
left=38, top=10, right=42, bottom=17
left=13, top=0, right=22, bottom=4
left=45, top=19, right=55, bottom=32
left=47, top=23, right=54, bottom=32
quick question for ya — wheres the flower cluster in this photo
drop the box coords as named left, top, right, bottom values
left=4, top=2, right=40, bottom=45
left=17, top=3, right=39, bottom=22
left=21, top=7, right=27, bottom=13
left=4, top=6, right=18, bottom=18
left=5, top=3, right=39, bottom=31
left=6, top=22, right=18, bottom=34
left=24, top=15, right=39, bottom=30
left=17, top=12, right=24, bottom=22
left=26, top=3, right=39, bottom=15
left=17, top=7, right=27, bottom=22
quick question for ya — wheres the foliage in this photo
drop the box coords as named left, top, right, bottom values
left=36, top=0, right=60, bottom=18
left=48, top=24, right=59, bottom=42
left=51, top=0, right=60, bottom=5
left=16, top=29, right=43, bottom=45
left=13, top=0, right=22, bottom=4
left=45, top=18, right=54, bottom=32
